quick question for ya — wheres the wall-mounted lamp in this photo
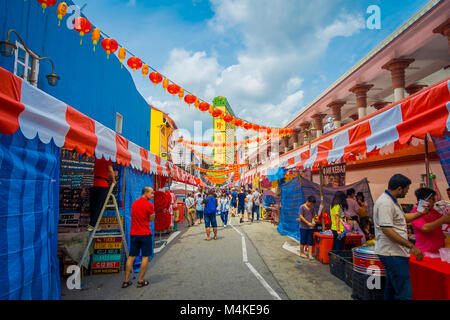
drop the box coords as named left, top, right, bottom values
left=0, top=29, right=60, bottom=86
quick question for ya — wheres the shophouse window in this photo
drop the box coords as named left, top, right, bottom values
left=115, top=113, right=123, bottom=134
left=14, top=41, right=39, bottom=86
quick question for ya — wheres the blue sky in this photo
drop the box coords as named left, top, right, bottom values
left=72, top=0, right=431, bottom=141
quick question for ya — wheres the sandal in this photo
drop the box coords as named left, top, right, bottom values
left=137, top=280, right=149, bottom=288
left=299, top=254, right=308, bottom=258
left=122, top=281, right=132, bottom=288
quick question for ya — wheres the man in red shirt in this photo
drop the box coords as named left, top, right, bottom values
left=122, top=186, right=155, bottom=288
left=88, top=157, right=116, bottom=231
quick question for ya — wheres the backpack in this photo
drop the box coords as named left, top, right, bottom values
left=205, top=197, right=217, bottom=214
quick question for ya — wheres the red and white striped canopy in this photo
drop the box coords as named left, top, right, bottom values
left=240, top=78, right=450, bottom=183
left=0, top=67, right=203, bottom=187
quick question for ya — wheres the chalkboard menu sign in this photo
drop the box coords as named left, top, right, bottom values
left=59, top=148, right=95, bottom=232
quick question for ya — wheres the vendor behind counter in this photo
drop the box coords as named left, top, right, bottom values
left=410, top=187, right=450, bottom=254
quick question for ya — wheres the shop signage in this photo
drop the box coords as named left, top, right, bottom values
left=322, top=163, right=346, bottom=187
left=92, top=261, right=121, bottom=269
left=94, top=242, right=122, bottom=250
left=92, top=268, right=120, bottom=274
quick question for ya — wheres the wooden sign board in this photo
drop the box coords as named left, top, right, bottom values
left=92, top=268, right=120, bottom=274
left=92, top=261, right=121, bottom=269
left=94, top=249, right=121, bottom=255
left=92, top=254, right=122, bottom=262
left=100, top=217, right=123, bottom=224
left=94, top=242, right=122, bottom=250
left=95, top=237, right=122, bottom=243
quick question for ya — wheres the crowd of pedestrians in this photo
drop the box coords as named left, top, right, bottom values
left=183, top=187, right=262, bottom=241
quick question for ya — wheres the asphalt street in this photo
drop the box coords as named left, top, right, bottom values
left=61, top=215, right=290, bottom=300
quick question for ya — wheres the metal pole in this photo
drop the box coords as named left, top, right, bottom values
left=319, top=165, right=325, bottom=231
left=425, top=134, right=430, bottom=188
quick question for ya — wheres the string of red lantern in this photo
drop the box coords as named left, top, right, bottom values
left=191, top=165, right=236, bottom=174
left=185, top=145, right=247, bottom=168
left=178, top=133, right=281, bottom=148
left=32, top=0, right=294, bottom=135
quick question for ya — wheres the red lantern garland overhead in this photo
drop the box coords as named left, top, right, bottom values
left=167, top=83, right=180, bottom=96
left=73, top=17, right=92, bottom=45
left=184, top=94, right=196, bottom=105
left=101, top=38, right=119, bottom=59
left=127, top=57, right=143, bottom=71
left=142, top=64, right=149, bottom=78
left=199, top=102, right=210, bottom=113
left=223, top=114, right=233, bottom=123
left=91, top=28, right=101, bottom=52
left=149, top=72, right=163, bottom=85
left=56, top=2, right=68, bottom=26
left=212, top=108, right=223, bottom=118
left=38, top=0, right=57, bottom=13
left=49, top=3, right=294, bottom=135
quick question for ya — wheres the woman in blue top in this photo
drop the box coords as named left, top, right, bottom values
left=203, top=190, right=218, bottom=240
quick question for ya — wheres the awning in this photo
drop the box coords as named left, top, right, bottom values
left=0, top=67, right=201, bottom=186
left=267, top=78, right=450, bottom=170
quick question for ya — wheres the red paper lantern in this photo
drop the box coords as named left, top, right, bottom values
left=149, top=72, right=163, bottom=85
left=234, top=142, right=238, bottom=146
left=223, top=114, right=233, bottom=123
left=101, top=38, right=119, bottom=59
left=253, top=124, right=260, bottom=131
left=212, top=108, right=223, bottom=118
left=243, top=123, right=252, bottom=130
left=267, top=128, right=272, bottom=134
left=199, top=102, right=210, bottom=112
left=234, top=119, right=243, bottom=127
left=38, top=0, right=57, bottom=13
left=167, top=83, right=180, bottom=96
left=127, top=57, right=143, bottom=71
left=73, top=17, right=92, bottom=45
left=184, top=94, right=196, bottom=105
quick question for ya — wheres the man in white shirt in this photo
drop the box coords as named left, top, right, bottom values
left=185, top=193, right=195, bottom=227
left=373, top=174, right=428, bottom=300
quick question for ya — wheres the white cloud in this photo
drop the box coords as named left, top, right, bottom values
left=126, top=0, right=136, bottom=7
left=152, top=0, right=365, bottom=130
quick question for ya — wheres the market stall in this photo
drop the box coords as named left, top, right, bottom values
left=0, top=66, right=201, bottom=299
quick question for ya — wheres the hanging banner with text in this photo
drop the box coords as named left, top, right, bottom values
left=322, top=163, right=346, bottom=187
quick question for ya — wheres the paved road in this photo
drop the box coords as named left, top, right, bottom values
left=62, top=215, right=289, bottom=300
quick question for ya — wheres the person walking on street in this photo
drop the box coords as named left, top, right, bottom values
left=88, top=157, right=117, bottom=231
left=252, top=188, right=261, bottom=222
left=123, top=186, right=155, bottom=288
left=297, top=196, right=317, bottom=260
left=203, top=191, right=218, bottom=240
left=195, top=192, right=204, bottom=224
left=219, top=193, right=231, bottom=227
left=330, top=191, right=348, bottom=250
left=245, top=189, right=253, bottom=223
left=185, top=193, right=195, bottom=227
left=373, top=174, right=428, bottom=300
left=230, top=188, right=238, bottom=217
left=237, top=188, right=247, bottom=223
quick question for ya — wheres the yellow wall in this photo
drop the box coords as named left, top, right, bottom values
left=214, top=106, right=226, bottom=164
left=150, top=108, right=164, bottom=156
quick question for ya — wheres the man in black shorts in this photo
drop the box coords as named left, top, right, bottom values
left=122, top=186, right=155, bottom=288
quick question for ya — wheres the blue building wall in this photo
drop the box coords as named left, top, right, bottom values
left=0, top=0, right=150, bottom=149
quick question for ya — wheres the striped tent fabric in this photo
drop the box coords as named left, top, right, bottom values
left=0, top=67, right=200, bottom=186
left=257, top=78, right=450, bottom=172
left=0, top=130, right=61, bottom=300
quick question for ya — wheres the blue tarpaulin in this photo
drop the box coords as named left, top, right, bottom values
left=277, top=177, right=373, bottom=241
left=277, top=177, right=304, bottom=241
left=0, top=130, right=61, bottom=300
left=123, top=167, right=155, bottom=273
left=267, top=168, right=285, bottom=182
